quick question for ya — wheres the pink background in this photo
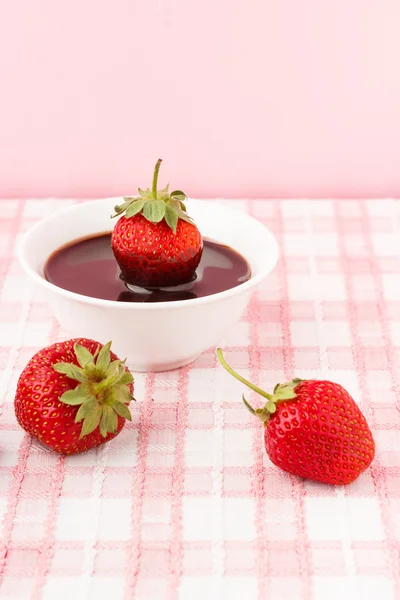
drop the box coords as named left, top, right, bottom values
left=1, top=0, right=399, bottom=199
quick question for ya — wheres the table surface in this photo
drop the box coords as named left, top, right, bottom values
left=0, top=199, right=399, bottom=600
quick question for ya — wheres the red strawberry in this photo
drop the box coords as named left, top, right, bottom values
left=111, top=159, right=203, bottom=288
left=217, top=349, right=375, bottom=485
left=15, top=338, right=135, bottom=455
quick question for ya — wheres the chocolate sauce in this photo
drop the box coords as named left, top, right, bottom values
left=44, top=233, right=251, bottom=303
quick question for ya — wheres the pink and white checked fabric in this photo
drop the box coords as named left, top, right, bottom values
left=0, top=199, right=399, bottom=600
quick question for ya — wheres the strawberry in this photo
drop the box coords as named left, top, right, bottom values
left=15, top=338, right=135, bottom=455
left=217, top=349, right=375, bottom=485
left=111, top=159, right=203, bottom=288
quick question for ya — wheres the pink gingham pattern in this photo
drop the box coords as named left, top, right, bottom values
left=0, top=199, right=399, bottom=600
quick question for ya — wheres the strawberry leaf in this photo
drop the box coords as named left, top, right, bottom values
left=274, top=388, right=297, bottom=401
left=100, top=405, right=110, bottom=437
left=175, top=206, right=194, bottom=225
left=96, top=341, right=111, bottom=374
left=255, top=407, right=271, bottom=422
left=143, top=199, right=166, bottom=223
left=266, top=400, right=277, bottom=413
left=100, top=405, right=117, bottom=437
left=74, top=343, right=93, bottom=368
left=103, top=386, right=133, bottom=418
left=112, top=198, right=138, bottom=218
left=114, top=402, right=132, bottom=420
left=170, top=190, right=187, bottom=202
left=114, top=199, right=131, bottom=213
left=109, top=409, right=118, bottom=432
left=123, top=196, right=138, bottom=203
left=125, top=199, right=145, bottom=219
left=112, top=384, right=134, bottom=403
left=75, top=397, right=99, bottom=423
left=138, top=187, right=152, bottom=198
left=168, top=200, right=193, bottom=224
left=105, top=360, right=125, bottom=380
left=80, top=407, right=102, bottom=438
left=242, top=394, right=256, bottom=415
left=272, top=381, right=300, bottom=402
left=59, top=384, right=91, bottom=406
left=53, top=362, right=86, bottom=383
left=164, top=204, right=178, bottom=233
left=119, top=371, right=134, bottom=385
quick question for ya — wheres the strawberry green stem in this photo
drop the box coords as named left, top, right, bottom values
left=93, top=369, right=123, bottom=395
left=216, top=348, right=273, bottom=401
left=152, top=158, right=162, bottom=198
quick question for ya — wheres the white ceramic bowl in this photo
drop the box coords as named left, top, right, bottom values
left=18, top=198, right=278, bottom=372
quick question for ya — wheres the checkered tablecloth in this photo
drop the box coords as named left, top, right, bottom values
left=0, top=198, right=399, bottom=600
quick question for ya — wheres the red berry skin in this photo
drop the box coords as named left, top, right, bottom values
left=264, top=380, right=375, bottom=485
left=111, top=214, right=203, bottom=288
left=14, top=338, right=133, bottom=455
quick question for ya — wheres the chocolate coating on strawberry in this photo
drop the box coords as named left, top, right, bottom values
left=15, top=339, right=135, bottom=455
left=217, top=349, right=375, bottom=485
left=111, top=159, right=203, bottom=288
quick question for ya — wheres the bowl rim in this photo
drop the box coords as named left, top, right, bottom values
left=17, top=198, right=279, bottom=311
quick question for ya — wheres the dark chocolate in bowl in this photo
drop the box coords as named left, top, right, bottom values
left=44, top=233, right=252, bottom=303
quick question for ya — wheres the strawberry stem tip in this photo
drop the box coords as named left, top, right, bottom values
left=52, top=341, right=135, bottom=439
left=216, top=348, right=303, bottom=423
left=152, top=158, right=162, bottom=199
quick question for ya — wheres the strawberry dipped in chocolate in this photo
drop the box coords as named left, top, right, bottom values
left=111, top=159, right=203, bottom=288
